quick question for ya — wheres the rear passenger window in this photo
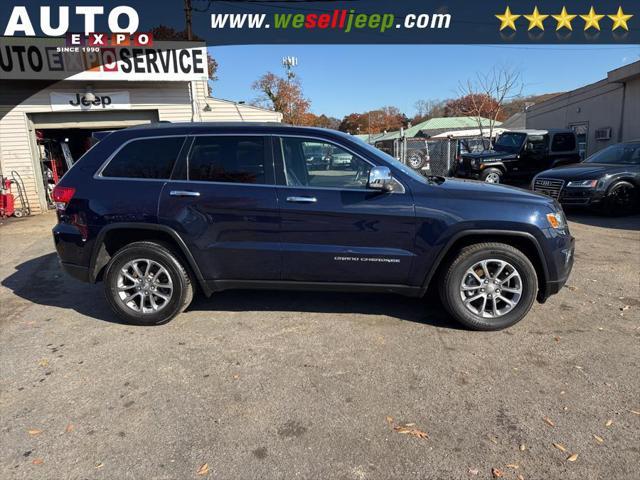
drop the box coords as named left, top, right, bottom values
left=551, top=134, right=576, bottom=152
left=102, top=137, right=185, bottom=179
left=188, top=136, right=265, bottom=184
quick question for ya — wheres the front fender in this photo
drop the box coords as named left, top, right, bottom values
left=417, top=227, right=550, bottom=295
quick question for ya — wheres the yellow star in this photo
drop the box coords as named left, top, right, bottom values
left=580, top=6, right=605, bottom=30
left=552, top=6, right=577, bottom=31
left=524, top=6, right=549, bottom=31
left=496, top=6, right=520, bottom=31
left=608, top=6, right=633, bottom=31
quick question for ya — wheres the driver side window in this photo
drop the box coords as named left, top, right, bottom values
left=279, top=137, right=372, bottom=189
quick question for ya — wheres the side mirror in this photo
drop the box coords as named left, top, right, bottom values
left=368, top=166, right=393, bottom=192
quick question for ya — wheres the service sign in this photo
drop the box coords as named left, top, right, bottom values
left=0, top=37, right=208, bottom=81
left=50, top=91, right=130, bottom=111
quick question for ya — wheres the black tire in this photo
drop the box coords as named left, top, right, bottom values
left=480, top=168, right=503, bottom=184
left=439, top=242, right=538, bottom=331
left=601, top=181, right=638, bottom=216
left=103, top=241, right=193, bottom=325
left=407, top=151, right=426, bottom=170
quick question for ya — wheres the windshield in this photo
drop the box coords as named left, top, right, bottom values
left=583, top=142, right=640, bottom=165
left=494, top=132, right=527, bottom=152
left=351, top=136, right=430, bottom=184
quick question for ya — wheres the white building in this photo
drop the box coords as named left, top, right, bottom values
left=526, top=61, right=640, bottom=159
left=0, top=40, right=281, bottom=214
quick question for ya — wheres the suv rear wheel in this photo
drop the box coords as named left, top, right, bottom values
left=104, top=241, right=193, bottom=325
left=439, top=242, right=538, bottom=330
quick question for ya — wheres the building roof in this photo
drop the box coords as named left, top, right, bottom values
left=375, top=116, right=502, bottom=141
left=501, top=112, right=526, bottom=129
left=528, top=60, right=640, bottom=116
left=354, top=133, right=387, bottom=144
left=201, top=97, right=283, bottom=122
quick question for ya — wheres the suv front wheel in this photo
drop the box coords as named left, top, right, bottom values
left=104, top=241, right=194, bottom=325
left=439, top=243, right=538, bottom=330
left=481, top=168, right=503, bottom=184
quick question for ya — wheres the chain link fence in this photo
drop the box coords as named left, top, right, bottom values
left=390, top=137, right=456, bottom=176
left=375, top=136, right=489, bottom=177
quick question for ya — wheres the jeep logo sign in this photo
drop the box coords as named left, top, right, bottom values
left=50, top=91, right=130, bottom=111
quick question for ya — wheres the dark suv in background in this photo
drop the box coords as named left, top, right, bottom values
left=53, top=123, right=574, bottom=330
left=456, top=129, right=580, bottom=184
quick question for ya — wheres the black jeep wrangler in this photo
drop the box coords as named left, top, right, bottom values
left=456, top=129, right=580, bottom=184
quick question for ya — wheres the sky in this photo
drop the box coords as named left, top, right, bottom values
left=207, top=44, right=640, bottom=118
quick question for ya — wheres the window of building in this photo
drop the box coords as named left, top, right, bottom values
left=279, top=137, right=371, bottom=189
left=102, top=136, right=185, bottom=179
left=188, top=136, right=266, bottom=184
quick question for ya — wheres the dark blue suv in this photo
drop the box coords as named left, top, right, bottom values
left=52, top=123, right=574, bottom=330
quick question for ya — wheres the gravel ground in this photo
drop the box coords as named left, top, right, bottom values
left=1, top=211, right=638, bottom=480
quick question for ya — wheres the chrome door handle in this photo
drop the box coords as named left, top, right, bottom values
left=170, top=190, right=201, bottom=197
left=286, top=196, right=317, bottom=203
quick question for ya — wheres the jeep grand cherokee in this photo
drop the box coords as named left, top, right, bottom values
left=52, top=123, right=574, bottom=330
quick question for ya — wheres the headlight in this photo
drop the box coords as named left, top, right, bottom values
left=470, top=159, right=478, bottom=168
left=546, top=211, right=567, bottom=229
left=567, top=179, right=597, bottom=188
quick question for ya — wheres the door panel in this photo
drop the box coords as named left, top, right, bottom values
left=278, top=187, right=416, bottom=284
left=158, top=135, right=281, bottom=281
left=522, top=134, right=550, bottom=177
left=274, top=135, right=416, bottom=284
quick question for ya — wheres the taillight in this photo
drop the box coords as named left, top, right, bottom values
left=52, top=186, right=75, bottom=210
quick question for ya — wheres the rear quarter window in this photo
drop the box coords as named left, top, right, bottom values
left=551, top=133, right=576, bottom=152
left=101, top=136, right=186, bottom=179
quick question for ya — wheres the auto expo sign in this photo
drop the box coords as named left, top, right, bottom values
left=0, top=37, right=208, bottom=81
left=50, top=91, right=130, bottom=111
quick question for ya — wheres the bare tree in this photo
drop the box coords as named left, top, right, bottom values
left=455, top=66, right=523, bottom=146
left=413, top=99, right=446, bottom=123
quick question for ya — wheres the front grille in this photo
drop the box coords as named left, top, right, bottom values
left=533, top=178, right=565, bottom=199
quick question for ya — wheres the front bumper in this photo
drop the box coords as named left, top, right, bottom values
left=539, top=234, right=575, bottom=302
left=455, top=167, right=480, bottom=180
left=558, top=188, right=605, bottom=207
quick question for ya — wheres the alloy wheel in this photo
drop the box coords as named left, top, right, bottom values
left=460, top=259, right=523, bottom=318
left=116, top=259, right=174, bottom=314
left=610, top=184, right=634, bottom=208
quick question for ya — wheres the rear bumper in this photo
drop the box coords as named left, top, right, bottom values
left=53, top=223, right=93, bottom=283
left=60, top=262, right=91, bottom=282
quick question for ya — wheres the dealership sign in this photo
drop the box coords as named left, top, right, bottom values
left=0, top=37, right=208, bottom=81
left=50, top=91, right=130, bottom=111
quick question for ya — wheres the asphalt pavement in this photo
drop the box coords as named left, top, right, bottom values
left=1, top=211, right=638, bottom=480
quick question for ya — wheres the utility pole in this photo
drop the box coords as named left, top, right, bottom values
left=282, top=56, right=298, bottom=81
left=282, top=56, right=298, bottom=124
left=184, top=0, right=193, bottom=40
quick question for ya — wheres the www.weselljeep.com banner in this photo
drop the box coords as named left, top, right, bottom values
left=1, top=1, right=638, bottom=47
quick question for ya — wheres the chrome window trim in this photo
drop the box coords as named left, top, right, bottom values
left=94, top=134, right=188, bottom=182
left=275, top=134, right=406, bottom=194
left=93, top=132, right=406, bottom=194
